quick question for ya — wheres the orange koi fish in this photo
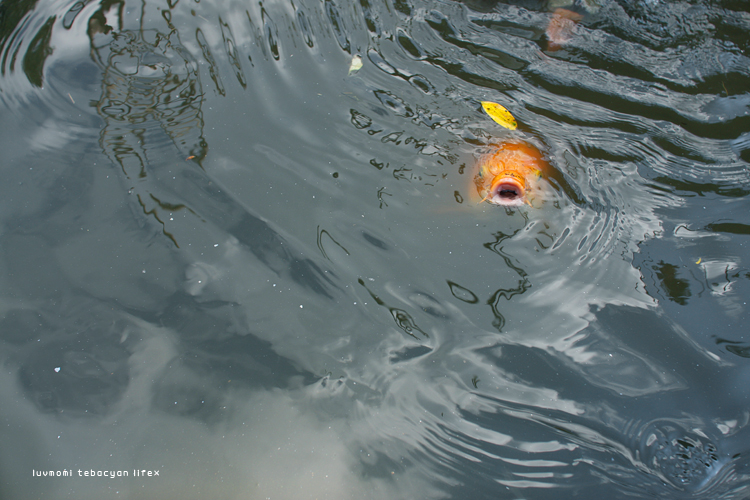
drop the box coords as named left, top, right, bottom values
left=474, top=142, right=547, bottom=207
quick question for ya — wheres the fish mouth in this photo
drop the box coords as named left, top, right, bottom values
left=488, top=177, right=526, bottom=206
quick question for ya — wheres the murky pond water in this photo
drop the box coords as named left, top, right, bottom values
left=1, top=0, right=749, bottom=498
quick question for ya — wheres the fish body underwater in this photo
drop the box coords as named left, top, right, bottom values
left=545, top=0, right=602, bottom=50
left=474, top=142, right=547, bottom=207
left=546, top=8, right=583, bottom=51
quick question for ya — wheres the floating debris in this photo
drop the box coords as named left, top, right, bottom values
left=481, top=101, right=517, bottom=130
left=349, top=55, right=363, bottom=75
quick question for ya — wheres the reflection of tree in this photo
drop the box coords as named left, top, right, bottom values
left=0, top=0, right=55, bottom=87
left=22, top=15, right=55, bottom=87
left=653, top=261, right=691, bottom=305
left=484, top=230, right=531, bottom=331
left=89, top=0, right=207, bottom=246
left=716, top=338, right=750, bottom=358
left=358, top=278, right=428, bottom=340
left=84, top=1, right=336, bottom=296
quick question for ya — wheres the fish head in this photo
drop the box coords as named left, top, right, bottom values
left=474, top=142, right=546, bottom=207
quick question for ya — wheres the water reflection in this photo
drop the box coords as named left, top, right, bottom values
left=87, top=1, right=207, bottom=246
left=1, top=0, right=749, bottom=498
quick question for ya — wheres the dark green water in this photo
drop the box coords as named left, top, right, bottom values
left=0, top=0, right=749, bottom=498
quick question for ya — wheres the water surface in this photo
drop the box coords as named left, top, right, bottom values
left=1, top=0, right=749, bottom=498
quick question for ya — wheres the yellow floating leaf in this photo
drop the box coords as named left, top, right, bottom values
left=696, top=258, right=702, bottom=264
left=481, top=101, right=517, bottom=130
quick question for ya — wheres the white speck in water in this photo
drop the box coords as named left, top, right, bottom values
left=54, top=367, right=61, bottom=373
left=214, top=243, right=219, bottom=247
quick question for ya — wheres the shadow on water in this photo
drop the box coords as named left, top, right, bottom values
left=0, top=0, right=749, bottom=498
